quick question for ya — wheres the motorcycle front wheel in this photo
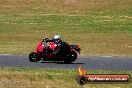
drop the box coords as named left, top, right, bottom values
left=29, top=52, right=40, bottom=62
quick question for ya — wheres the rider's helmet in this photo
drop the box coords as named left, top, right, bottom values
left=53, top=35, right=61, bottom=43
left=43, top=37, right=49, bottom=42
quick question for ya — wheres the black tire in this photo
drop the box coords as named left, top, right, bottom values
left=29, top=52, right=40, bottom=62
left=76, top=76, right=87, bottom=85
left=63, top=51, right=77, bottom=63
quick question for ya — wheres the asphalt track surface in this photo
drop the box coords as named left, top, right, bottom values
left=0, top=55, right=132, bottom=71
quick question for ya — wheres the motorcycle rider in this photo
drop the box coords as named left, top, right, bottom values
left=53, top=35, right=62, bottom=45
left=52, top=35, right=70, bottom=55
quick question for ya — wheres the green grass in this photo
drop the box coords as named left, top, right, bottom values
left=0, top=0, right=132, bottom=56
left=0, top=67, right=132, bottom=88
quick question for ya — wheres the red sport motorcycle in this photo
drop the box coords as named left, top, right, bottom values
left=29, top=39, right=81, bottom=63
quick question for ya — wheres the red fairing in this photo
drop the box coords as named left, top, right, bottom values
left=49, top=42, right=57, bottom=49
left=36, top=41, right=45, bottom=51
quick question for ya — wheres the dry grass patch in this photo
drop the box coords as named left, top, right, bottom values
left=0, top=0, right=132, bottom=15
left=0, top=70, right=67, bottom=88
left=0, top=67, right=132, bottom=88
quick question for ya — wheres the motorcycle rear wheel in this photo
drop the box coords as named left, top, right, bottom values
left=63, top=51, right=77, bottom=63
